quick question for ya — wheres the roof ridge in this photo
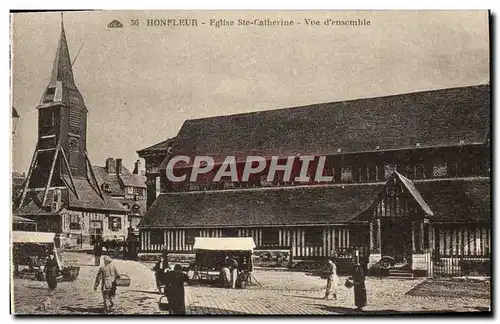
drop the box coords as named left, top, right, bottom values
left=183, top=84, right=490, bottom=123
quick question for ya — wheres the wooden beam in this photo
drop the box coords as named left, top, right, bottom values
left=84, top=152, right=104, bottom=199
left=59, top=147, right=79, bottom=199
left=18, top=141, right=39, bottom=208
left=42, top=144, right=61, bottom=206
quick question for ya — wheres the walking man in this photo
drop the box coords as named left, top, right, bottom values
left=94, top=238, right=103, bottom=266
left=94, top=256, right=121, bottom=314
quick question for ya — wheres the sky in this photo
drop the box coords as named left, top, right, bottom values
left=11, top=10, right=490, bottom=174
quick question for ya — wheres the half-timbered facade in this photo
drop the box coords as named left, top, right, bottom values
left=138, top=84, right=490, bottom=276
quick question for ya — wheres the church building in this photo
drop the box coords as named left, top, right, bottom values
left=138, top=84, right=490, bottom=277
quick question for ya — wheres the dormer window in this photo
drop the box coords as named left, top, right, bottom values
left=131, top=204, right=140, bottom=214
left=101, top=183, right=111, bottom=193
left=43, top=88, right=56, bottom=103
left=122, top=203, right=130, bottom=210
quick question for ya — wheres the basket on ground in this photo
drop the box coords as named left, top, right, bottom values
left=116, top=274, right=131, bottom=287
left=158, top=296, right=170, bottom=311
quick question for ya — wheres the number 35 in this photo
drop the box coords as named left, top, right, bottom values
left=131, top=19, right=139, bottom=26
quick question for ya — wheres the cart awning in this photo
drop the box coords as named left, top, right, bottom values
left=13, top=216, right=37, bottom=224
left=193, top=237, right=256, bottom=251
left=12, top=231, right=55, bottom=244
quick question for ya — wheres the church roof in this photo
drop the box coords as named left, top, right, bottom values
left=139, top=177, right=490, bottom=228
left=141, top=84, right=490, bottom=165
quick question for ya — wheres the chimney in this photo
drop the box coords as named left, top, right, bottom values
left=133, top=160, right=141, bottom=174
left=105, top=158, right=116, bottom=174
left=116, top=158, right=123, bottom=175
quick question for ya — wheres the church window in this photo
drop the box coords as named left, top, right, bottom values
left=340, top=166, right=352, bottom=183
left=433, top=162, right=448, bottom=178
left=221, top=228, right=238, bottom=237
left=305, top=227, right=323, bottom=246
left=262, top=228, right=279, bottom=246
left=150, top=229, right=164, bottom=245
left=185, top=228, right=199, bottom=245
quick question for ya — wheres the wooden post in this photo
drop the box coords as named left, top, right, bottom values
left=420, top=222, right=425, bottom=253
left=376, top=218, right=382, bottom=253
left=411, top=221, right=416, bottom=253
left=369, top=221, right=374, bottom=252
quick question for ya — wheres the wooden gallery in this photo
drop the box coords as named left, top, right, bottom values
left=138, top=84, right=490, bottom=277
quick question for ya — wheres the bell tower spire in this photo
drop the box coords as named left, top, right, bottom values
left=17, top=12, right=102, bottom=209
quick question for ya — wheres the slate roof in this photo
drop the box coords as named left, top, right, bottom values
left=65, top=177, right=127, bottom=212
left=140, top=183, right=384, bottom=228
left=92, top=165, right=146, bottom=195
left=416, top=177, right=490, bottom=223
left=119, top=166, right=146, bottom=188
left=137, top=137, right=178, bottom=155
left=92, top=166, right=123, bottom=195
left=15, top=178, right=127, bottom=215
left=140, top=84, right=490, bottom=165
left=140, top=177, right=490, bottom=228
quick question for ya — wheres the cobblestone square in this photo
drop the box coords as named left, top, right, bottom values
left=12, top=253, right=491, bottom=315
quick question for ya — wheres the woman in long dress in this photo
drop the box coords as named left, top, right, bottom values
left=44, top=252, right=58, bottom=291
left=351, top=262, right=367, bottom=310
left=322, top=259, right=339, bottom=300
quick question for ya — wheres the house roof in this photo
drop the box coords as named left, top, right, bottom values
left=92, top=165, right=146, bottom=194
left=16, top=178, right=127, bottom=215
left=139, top=177, right=490, bottom=228
left=13, top=215, right=36, bottom=224
left=140, top=84, right=490, bottom=164
left=65, top=177, right=127, bottom=213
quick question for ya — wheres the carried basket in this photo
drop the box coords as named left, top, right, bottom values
left=62, top=266, right=80, bottom=281
left=158, top=296, right=170, bottom=311
left=116, top=274, right=131, bottom=287
left=344, top=279, right=354, bottom=289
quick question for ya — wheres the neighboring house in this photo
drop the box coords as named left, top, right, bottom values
left=138, top=84, right=490, bottom=277
left=92, top=158, right=147, bottom=231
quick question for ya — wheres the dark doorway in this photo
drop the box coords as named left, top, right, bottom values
left=381, top=218, right=412, bottom=264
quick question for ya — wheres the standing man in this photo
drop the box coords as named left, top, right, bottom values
left=163, top=264, right=189, bottom=315
left=94, top=238, right=103, bottom=266
left=94, top=256, right=121, bottom=314
left=351, top=261, right=367, bottom=311
left=153, top=255, right=167, bottom=293
left=227, top=255, right=239, bottom=289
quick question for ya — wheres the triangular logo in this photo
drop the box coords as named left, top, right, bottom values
left=107, top=20, right=124, bottom=28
